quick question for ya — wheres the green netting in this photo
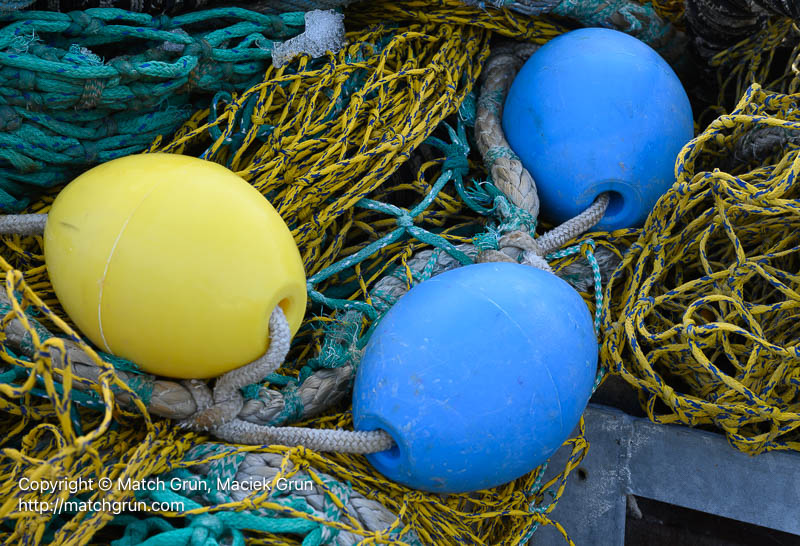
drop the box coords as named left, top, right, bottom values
left=0, top=7, right=306, bottom=212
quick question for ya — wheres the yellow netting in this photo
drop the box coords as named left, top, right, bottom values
left=639, top=0, right=685, bottom=25
left=600, top=84, right=800, bottom=454
left=704, top=18, right=796, bottom=122
left=152, top=0, right=565, bottom=277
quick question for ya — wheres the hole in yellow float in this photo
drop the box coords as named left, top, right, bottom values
left=278, top=297, right=292, bottom=317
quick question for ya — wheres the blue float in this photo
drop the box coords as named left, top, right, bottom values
left=502, top=28, right=694, bottom=230
left=352, top=262, right=598, bottom=493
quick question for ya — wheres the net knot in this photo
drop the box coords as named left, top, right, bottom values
left=396, top=214, right=414, bottom=228
left=191, top=514, right=224, bottom=543
left=476, top=230, right=553, bottom=273
left=18, top=69, right=35, bottom=90
left=185, top=38, right=214, bottom=60
left=180, top=306, right=291, bottom=433
left=65, top=11, right=103, bottom=37
left=442, top=154, right=469, bottom=175
left=81, top=141, right=100, bottom=162
left=154, top=14, right=173, bottom=30
left=108, top=58, right=137, bottom=78
left=0, top=105, right=20, bottom=131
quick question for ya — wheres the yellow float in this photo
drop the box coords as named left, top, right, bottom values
left=44, top=153, right=307, bottom=379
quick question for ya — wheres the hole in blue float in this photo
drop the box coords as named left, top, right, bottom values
left=370, top=430, right=403, bottom=469
left=602, top=190, right=625, bottom=219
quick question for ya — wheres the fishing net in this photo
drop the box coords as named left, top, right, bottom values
left=7, top=0, right=354, bottom=15
left=678, top=5, right=798, bottom=136
left=2, top=0, right=800, bottom=544
left=8, top=0, right=355, bottom=14
left=0, top=0, right=683, bottom=215
left=0, top=2, right=607, bottom=544
left=685, top=0, right=799, bottom=60
left=383, top=0, right=685, bottom=62
left=0, top=8, right=306, bottom=212
left=601, top=84, right=800, bottom=454
left=593, top=2, right=800, bottom=456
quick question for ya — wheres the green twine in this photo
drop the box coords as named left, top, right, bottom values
left=271, top=381, right=305, bottom=425
left=546, top=240, right=603, bottom=335
left=240, top=383, right=262, bottom=401
left=546, top=239, right=607, bottom=391
left=484, top=144, right=521, bottom=171
left=476, top=87, right=504, bottom=115
left=112, top=509, right=321, bottom=546
left=458, top=90, right=478, bottom=126
left=0, top=7, right=307, bottom=211
left=305, top=311, right=362, bottom=371
left=471, top=192, right=537, bottom=253
left=111, top=443, right=374, bottom=546
left=552, top=0, right=669, bottom=45
left=306, top=121, right=476, bottom=318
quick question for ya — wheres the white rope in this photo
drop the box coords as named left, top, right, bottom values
left=475, top=44, right=611, bottom=271
left=213, top=420, right=394, bottom=453
left=475, top=43, right=541, bottom=216
left=534, top=193, right=611, bottom=254
left=0, top=214, right=47, bottom=235
left=179, top=305, right=394, bottom=454
left=181, top=305, right=292, bottom=430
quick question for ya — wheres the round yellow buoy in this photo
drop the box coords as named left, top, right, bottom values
left=44, top=153, right=307, bottom=379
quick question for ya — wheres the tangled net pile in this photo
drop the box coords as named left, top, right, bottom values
left=1, top=0, right=800, bottom=544
left=0, top=7, right=305, bottom=211
left=602, top=84, right=800, bottom=454
left=0, top=2, right=604, bottom=544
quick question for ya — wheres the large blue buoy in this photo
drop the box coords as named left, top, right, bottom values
left=502, top=28, right=694, bottom=230
left=352, top=263, right=598, bottom=493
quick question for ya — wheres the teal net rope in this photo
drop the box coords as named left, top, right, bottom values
left=0, top=8, right=306, bottom=212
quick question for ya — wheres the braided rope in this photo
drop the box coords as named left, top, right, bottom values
left=178, top=305, right=394, bottom=453
left=475, top=42, right=540, bottom=217
left=0, top=214, right=46, bottom=235
left=182, top=448, right=423, bottom=545
left=0, top=9, right=304, bottom=111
